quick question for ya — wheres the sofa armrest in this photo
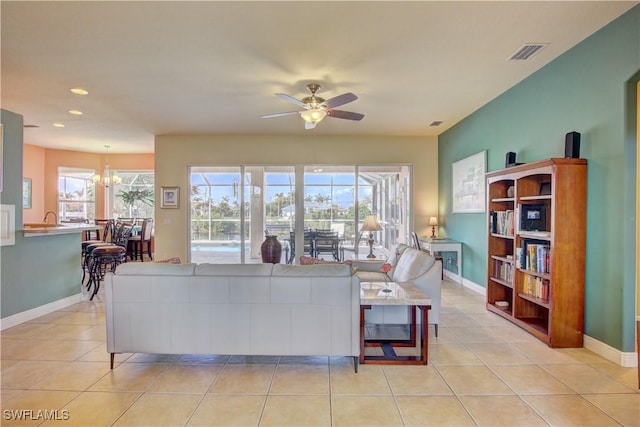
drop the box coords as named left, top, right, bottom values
left=351, top=259, right=384, bottom=272
left=408, top=260, right=442, bottom=324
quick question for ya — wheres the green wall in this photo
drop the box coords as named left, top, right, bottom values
left=1, top=109, right=82, bottom=319
left=438, top=7, right=639, bottom=352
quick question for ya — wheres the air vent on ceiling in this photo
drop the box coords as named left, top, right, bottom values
left=508, top=43, right=548, bottom=61
left=24, top=124, right=39, bottom=128
left=429, top=121, right=443, bottom=127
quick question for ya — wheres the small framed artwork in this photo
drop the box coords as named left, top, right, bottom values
left=23, top=178, right=32, bottom=209
left=161, top=186, right=179, bottom=208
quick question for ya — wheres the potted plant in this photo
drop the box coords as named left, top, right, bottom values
left=117, top=189, right=154, bottom=218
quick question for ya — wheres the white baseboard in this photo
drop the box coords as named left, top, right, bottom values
left=446, top=271, right=487, bottom=296
left=0, top=293, right=82, bottom=330
left=584, top=334, right=638, bottom=368
left=448, top=274, right=636, bottom=368
left=462, top=277, right=486, bottom=295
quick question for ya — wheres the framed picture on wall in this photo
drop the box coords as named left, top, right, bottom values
left=161, top=186, right=179, bottom=208
left=23, top=178, right=32, bottom=209
left=452, top=151, right=486, bottom=213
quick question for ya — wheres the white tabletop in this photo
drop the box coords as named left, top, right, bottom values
left=360, top=281, right=431, bottom=306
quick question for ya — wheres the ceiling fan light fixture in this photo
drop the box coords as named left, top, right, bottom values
left=300, top=108, right=327, bottom=124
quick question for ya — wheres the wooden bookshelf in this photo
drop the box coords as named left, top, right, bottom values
left=485, top=158, right=587, bottom=347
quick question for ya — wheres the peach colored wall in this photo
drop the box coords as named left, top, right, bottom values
left=23, top=144, right=46, bottom=222
left=38, top=147, right=154, bottom=219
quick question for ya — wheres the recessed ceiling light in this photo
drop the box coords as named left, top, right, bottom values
left=429, top=121, right=443, bottom=127
left=70, top=88, right=88, bottom=95
left=24, top=124, right=39, bottom=128
left=68, top=110, right=83, bottom=115
left=53, top=123, right=65, bottom=128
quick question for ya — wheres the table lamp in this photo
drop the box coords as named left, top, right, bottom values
left=429, top=216, right=438, bottom=239
left=361, top=215, right=383, bottom=258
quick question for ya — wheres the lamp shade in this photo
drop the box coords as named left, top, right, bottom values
left=428, top=216, right=439, bottom=226
left=300, top=108, right=327, bottom=124
left=361, top=214, right=383, bottom=232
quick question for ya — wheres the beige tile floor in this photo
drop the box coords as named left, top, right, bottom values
left=1, top=278, right=639, bottom=426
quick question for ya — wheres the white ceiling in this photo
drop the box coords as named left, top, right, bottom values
left=2, top=1, right=637, bottom=154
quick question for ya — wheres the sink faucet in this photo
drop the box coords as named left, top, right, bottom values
left=43, top=211, right=58, bottom=224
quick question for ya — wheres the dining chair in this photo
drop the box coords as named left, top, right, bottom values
left=128, top=218, right=153, bottom=261
left=314, top=230, right=340, bottom=261
left=286, top=230, right=316, bottom=263
left=411, top=231, right=421, bottom=250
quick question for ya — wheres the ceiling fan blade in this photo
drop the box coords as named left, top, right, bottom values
left=276, top=93, right=307, bottom=108
left=261, top=111, right=300, bottom=119
left=327, top=109, right=364, bottom=121
left=304, top=121, right=316, bottom=130
left=324, top=92, right=358, bottom=109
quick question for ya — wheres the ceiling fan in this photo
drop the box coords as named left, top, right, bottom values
left=261, top=83, right=364, bottom=129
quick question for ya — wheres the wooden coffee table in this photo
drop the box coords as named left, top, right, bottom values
left=359, top=281, right=432, bottom=365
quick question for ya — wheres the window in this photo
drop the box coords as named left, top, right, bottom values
left=303, top=166, right=356, bottom=240
left=111, top=171, right=154, bottom=219
left=189, top=165, right=411, bottom=264
left=190, top=167, right=245, bottom=263
left=58, top=168, right=95, bottom=221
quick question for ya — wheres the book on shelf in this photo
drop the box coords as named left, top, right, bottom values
left=490, top=210, right=514, bottom=236
left=492, top=258, right=513, bottom=284
left=520, top=239, right=551, bottom=274
left=523, top=275, right=550, bottom=302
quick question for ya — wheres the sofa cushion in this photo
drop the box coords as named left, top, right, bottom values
left=386, top=243, right=410, bottom=277
left=195, top=263, right=274, bottom=276
left=154, top=256, right=182, bottom=264
left=115, top=262, right=197, bottom=276
left=273, top=264, right=353, bottom=277
left=391, top=248, right=436, bottom=282
left=356, top=271, right=389, bottom=282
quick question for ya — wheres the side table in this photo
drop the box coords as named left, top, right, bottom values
left=420, top=238, right=462, bottom=284
left=360, top=281, right=431, bottom=365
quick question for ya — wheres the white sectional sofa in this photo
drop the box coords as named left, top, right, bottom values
left=105, top=262, right=361, bottom=371
left=354, top=244, right=442, bottom=335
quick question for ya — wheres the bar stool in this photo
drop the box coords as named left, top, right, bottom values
left=85, top=221, right=131, bottom=300
left=87, top=245, right=127, bottom=300
left=81, top=219, right=114, bottom=284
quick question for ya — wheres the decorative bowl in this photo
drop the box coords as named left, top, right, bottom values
left=361, top=284, right=385, bottom=299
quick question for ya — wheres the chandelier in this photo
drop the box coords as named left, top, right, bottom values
left=93, top=145, right=121, bottom=188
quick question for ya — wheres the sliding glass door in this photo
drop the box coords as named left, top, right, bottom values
left=190, top=167, right=244, bottom=263
left=189, top=164, right=410, bottom=264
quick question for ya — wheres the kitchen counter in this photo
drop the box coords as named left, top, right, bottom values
left=23, top=223, right=99, bottom=238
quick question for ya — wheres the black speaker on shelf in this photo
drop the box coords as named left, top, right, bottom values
left=505, top=152, right=516, bottom=168
left=565, top=131, right=581, bottom=158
